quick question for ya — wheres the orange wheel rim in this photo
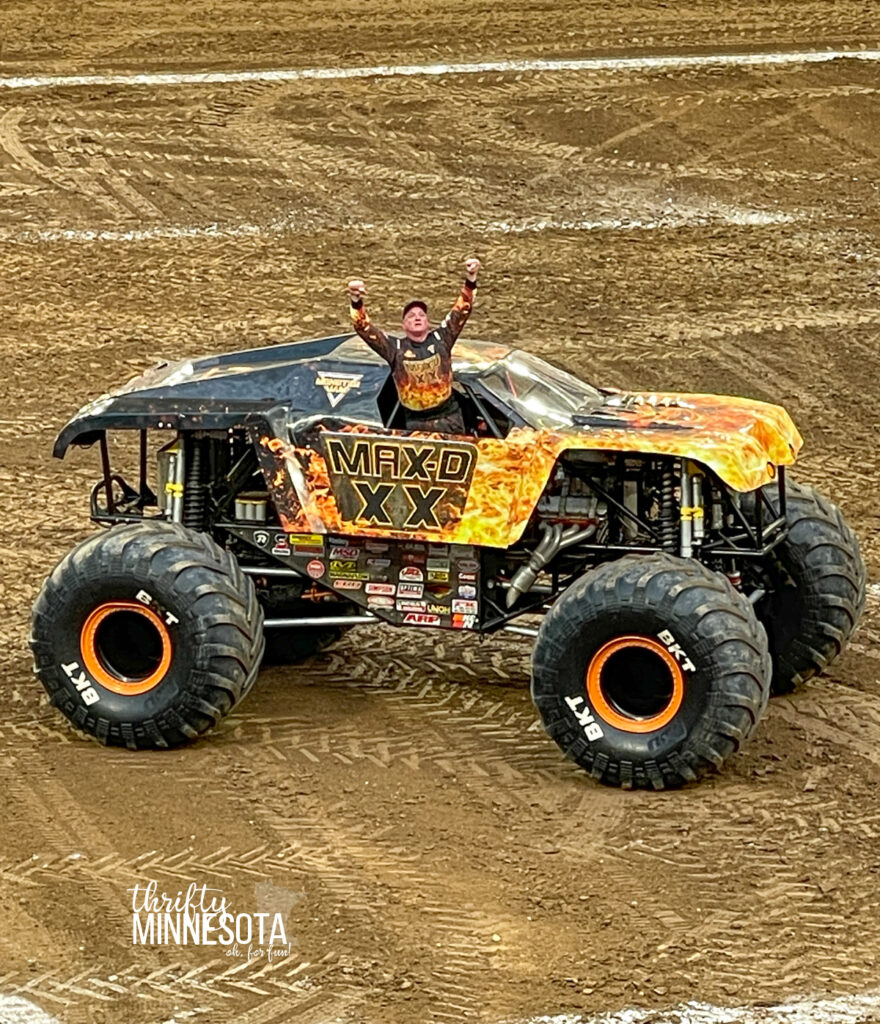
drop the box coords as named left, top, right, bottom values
left=586, top=635, right=684, bottom=733
left=80, top=601, right=173, bottom=696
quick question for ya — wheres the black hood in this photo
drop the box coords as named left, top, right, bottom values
left=54, top=334, right=391, bottom=456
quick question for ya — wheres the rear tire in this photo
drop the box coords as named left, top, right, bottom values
left=744, top=480, right=866, bottom=694
left=258, top=589, right=352, bottom=665
left=30, top=522, right=264, bottom=749
left=531, top=553, right=770, bottom=789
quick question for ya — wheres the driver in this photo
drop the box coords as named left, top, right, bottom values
left=347, top=258, right=480, bottom=434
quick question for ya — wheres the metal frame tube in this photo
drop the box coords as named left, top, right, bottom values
left=99, top=433, right=115, bottom=514
left=263, top=615, right=377, bottom=628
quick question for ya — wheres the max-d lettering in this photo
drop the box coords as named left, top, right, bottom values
left=325, top=436, right=475, bottom=484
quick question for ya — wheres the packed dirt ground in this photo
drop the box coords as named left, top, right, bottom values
left=2, top=2, right=880, bottom=1022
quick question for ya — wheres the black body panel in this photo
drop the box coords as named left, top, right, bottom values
left=54, top=334, right=395, bottom=456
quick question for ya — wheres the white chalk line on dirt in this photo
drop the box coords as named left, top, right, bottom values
left=508, top=990, right=880, bottom=1024
left=1, top=48, right=880, bottom=90
left=0, top=995, right=60, bottom=1024
left=0, top=208, right=801, bottom=246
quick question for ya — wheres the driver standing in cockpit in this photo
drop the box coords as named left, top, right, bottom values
left=346, top=258, right=480, bottom=434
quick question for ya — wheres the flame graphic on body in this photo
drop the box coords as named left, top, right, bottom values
left=256, top=389, right=802, bottom=549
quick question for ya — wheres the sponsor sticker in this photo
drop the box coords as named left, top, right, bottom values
left=290, top=533, right=325, bottom=551
left=402, top=551, right=426, bottom=566
left=366, top=557, right=391, bottom=568
left=458, top=584, right=477, bottom=599
left=335, top=579, right=363, bottom=591
left=367, top=595, right=395, bottom=608
left=330, top=570, right=369, bottom=581
left=457, top=559, right=479, bottom=573
left=272, top=534, right=291, bottom=557
left=403, top=612, right=441, bottom=626
left=329, top=559, right=359, bottom=572
left=402, top=543, right=427, bottom=552
left=306, top=559, right=325, bottom=579
left=396, top=600, right=427, bottom=613
left=452, top=599, right=478, bottom=615
left=366, top=582, right=396, bottom=596
left=427, top=569, right=449, bottom=583
left=426, top=558, right=450, bottom=572
left=254, top=530, right=269, bottom=547
left=400, top=566, right=424, bottom=582
left=397, top=582, right=424, bottom=598
left=329, top=545, right=360, bottom=559
left=429, top=544, right=450, bottom=555
left=366, top=541, right=390, bottom=554
left=452, top=613, right=477, bottom=630
left=426, top=602, right=450, bottom=615
left=458, top=572, right=477, bottom=583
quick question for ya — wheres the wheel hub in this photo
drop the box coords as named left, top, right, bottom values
left=586, top=635, right=685, bottom=733
left=80, top=601, right=172, bottom=695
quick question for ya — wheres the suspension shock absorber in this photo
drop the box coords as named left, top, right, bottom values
left=183, top=436, right=208, bottom=530
left=659, top=461, right=677, bottom=552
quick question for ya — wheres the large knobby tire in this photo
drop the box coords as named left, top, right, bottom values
left=30, top=522, right=264, bottom=749
left=743, top=480, right=866, bottom=694
left=531, top=554, right=771, bottom=790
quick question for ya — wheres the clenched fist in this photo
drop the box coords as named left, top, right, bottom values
left=464, top=258, right=481, bottom=283
left=347, top=279, right=366, bottom=304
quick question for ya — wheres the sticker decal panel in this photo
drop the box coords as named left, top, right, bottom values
left=229, top=526, right=481, bottom=631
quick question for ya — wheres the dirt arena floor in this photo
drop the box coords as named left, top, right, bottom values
left=2, top=3, right=880, bottom=1022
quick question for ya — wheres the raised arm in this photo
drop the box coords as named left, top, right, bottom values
left=439, top=258, right=480, bottom=346
left=347, top=279, right=394, bottom=363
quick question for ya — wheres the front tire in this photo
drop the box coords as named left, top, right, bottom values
left=30, top=522, right=264, bottom=749
left=531, top=554, right=771, bottom=789
left=744, top=480, right=866, bottom=694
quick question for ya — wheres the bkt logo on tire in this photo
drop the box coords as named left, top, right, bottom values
left=565, top=695, right=604, bottom=740
left=61, top=661, right=100, bottom=706
left=657, top=629, right=696, bottom=672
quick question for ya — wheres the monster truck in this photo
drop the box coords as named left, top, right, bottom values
left=31, top=335, right=866, bottom=788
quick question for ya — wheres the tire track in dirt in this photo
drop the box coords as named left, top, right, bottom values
left=1, top=953, right=357, bottom=1023
left=5, top=630, right=629, bottom=1021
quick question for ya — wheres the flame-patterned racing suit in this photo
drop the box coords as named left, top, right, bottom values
left=349, top=279, right=476, bottom=433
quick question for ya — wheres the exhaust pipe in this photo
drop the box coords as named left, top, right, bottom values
left=505, top=523, right=596, bottom=608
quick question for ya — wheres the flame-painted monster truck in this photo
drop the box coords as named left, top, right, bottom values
left=31, top=336, right=866, bottom=788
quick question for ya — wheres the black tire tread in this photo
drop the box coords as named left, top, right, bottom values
left=747, top=481, right=866, bottom=692
left=532, top=553, right=771, bottom=790
left=30, top=522, right=264, bottom=749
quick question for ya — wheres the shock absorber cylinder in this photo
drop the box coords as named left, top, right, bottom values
left=691, top=472, right=705, bottom=545
left=169, top=441, right=185, bottom=523
left=183, top=436, right=208, bottom=530
left=680, top=465, right=693, bottom=559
